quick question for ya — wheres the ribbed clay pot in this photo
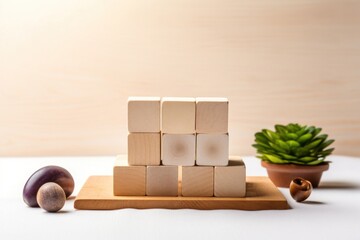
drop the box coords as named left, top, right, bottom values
left=261, top=161, right=329, bottom=188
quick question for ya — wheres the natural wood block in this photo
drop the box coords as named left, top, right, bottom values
left=75, top=176, right=289, bottom=210
left=196, top=133, right=229, bottom=166
left=196, top=97, right=228, bottom=133
left=146, top=166, right=178, bottom=196
left=181, top=166, right=213, bottom=197
left=128, top=133, right=160, bottom=166
left=113, top=156, right=146, bottom=196
left=128, top=97, right=161, bottom=133
left=161, top=97, right=196, bottom=134
left=162, top=134, right=195, bottom=166
left=214, top=159, right=246, bottom=197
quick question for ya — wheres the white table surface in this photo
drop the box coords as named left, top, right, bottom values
left=1, top=155, right=359, bottom=240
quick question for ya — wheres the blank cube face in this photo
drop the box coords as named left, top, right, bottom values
left=196, top=134, right=229, bottom=166
left=128, top=97, right=160, bottom=132
left=113, top=157, right=146, bottom=196
left=128, top=133, right=160, bottom=166
left=162, top=134, right=196, bottom=166
left=146, top=166, right=178, bottom=196
left=161, top=97, right=196, bottom=134
left=214, top=160, right=246, bottom=197
left=181, top=166, right=213, bottom=197
left=196, top=97, right=228, bottom=133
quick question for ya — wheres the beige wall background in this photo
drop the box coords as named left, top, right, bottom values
left=0, top=0, right=359, bottom=156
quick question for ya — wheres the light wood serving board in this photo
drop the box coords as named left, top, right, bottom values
left=74, top=176, right=289, bottom=210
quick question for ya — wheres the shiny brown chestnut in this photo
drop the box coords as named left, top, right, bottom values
left=289, top=177, right=313, bottom=202
left=23, top=165, right=74, bottom=207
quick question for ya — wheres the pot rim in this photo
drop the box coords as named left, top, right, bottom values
left=261, top=161, right=329, bottom=172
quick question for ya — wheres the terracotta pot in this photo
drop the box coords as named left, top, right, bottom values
left=261, top=161, right=329, bottom=188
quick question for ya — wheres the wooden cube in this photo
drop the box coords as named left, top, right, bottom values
left=146, top=166, right=178, bottom=196
left=196, top=133, right=229, bottom=166
left=161, top=97, right=196, bottom=134
left=196, top=97, right=228, bottom=133
left=128, top=133, right=160, bottom=166
left=113, top=156, right=146, bottom=196
left=214, top=159, right=246, bottom=197
left=181, top=166, right=213, bottom=197
left=162, top=134, right=196, bottom=166
left=128, top=97, right=160, bottom=133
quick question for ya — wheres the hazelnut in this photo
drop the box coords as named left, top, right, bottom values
left=289, top=177, right=312, bottom=202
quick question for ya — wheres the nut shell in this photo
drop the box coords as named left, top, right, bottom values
left=23, top=165, right=74, bottom=207
left=37, top=182, right=66, bottom=212
left=290, top=177, right=312, bottom=202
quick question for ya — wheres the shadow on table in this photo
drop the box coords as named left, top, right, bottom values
left=44, top=210, right=73, bottom=214
left=302, top=200, right=326, bottom=205
left=318, top=181, right=360, bottom=190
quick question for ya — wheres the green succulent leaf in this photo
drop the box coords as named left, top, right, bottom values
left=314, top=134, right=328, bottom=141
left=319, top=139, right=335, bottom=150
left=295, top=147, right=309, bottom=157
left=255, top=132, right=268, bottom=143
left=295, top=127, right=308, bottom=137
left=276, top=139, right=290, bottom=152
left=297, top=133, right=312, bottom=144
left=254, top=140, right=270, bottom=149
left=252, top=123, right=335, bottom=166
left=265, top=129, right=279, bottom=141
left=286, top=133, right=298, bottom=140
left=286, top=140, right=300, bottom=148
left=275, top=125, right=287, bottom=135
left=261, top=130, right=273, bottom=142
left=278, top=152, right=298, bottom=160
left=263, top=154, right=289, bottom=164
left=318, top=148, right=335, bottom=157
left=304, top=139, right=323, bottom=150
left=307, top=126, right=316, bottom=134
left=269, top=142, right=287, bottom=154
left=306, top=159, right=325, bottom=165
left=312, top=128, right=322, bottom=138
left=299, top=156, right=317, bottom=162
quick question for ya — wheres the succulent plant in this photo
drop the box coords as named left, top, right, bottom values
left=253, top=123, right=334, bottom=165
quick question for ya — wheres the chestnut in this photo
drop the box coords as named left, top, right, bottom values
left=289, top=177, right=312, bottom=202
left=37, top=182, right=66, bottom=212
left=23, top=165, right=74, bottom=207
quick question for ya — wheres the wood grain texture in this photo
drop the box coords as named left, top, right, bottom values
left=161, top=97, right=196, bottom=134
left=0, top=0, right=360, bottom=156
left=128, top=97, right=161, bottom=133
left=214, top=160, right=246, bottom=197
left=113, top=156, right=146, bottom=196
left=196, top=98, right=228, bottom=133
left=181, top=166, right=213, bottom=197
left=128, top=133, right=160, bottom=166
left=74, top=175, right=289, bottom=210
left=146, top=166, right=178, bottom=196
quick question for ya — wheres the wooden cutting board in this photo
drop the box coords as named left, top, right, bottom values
left=74, top=176, right=289, bottom=210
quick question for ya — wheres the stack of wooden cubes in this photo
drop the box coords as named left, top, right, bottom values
left=113, top=97, right=246, bottom=198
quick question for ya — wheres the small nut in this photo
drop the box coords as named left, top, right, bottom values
left=289, top=177, right=312, bottom=202
left=36, top=182, right=66, bottom=212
